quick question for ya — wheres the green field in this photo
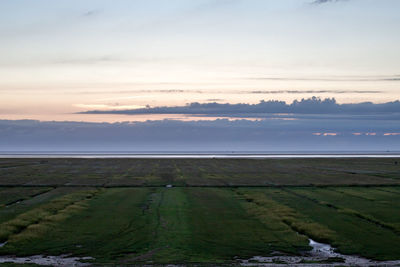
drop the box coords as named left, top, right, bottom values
left=0, top=158, right=400, bottom=265
left=1, top=158, right=399, bottom=187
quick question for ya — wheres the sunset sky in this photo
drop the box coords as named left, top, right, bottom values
left=1, top=0, right=400, bottom=152
left=1, top=0, right=400, bottom=122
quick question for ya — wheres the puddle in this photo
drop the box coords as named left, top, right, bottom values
left=0, top=254, right=93, bottom=266
left=240, top=239, right=400, bottom=266
left=309, top=239, right=336, bottom=258
left=0, top=240, right=399, bottom=266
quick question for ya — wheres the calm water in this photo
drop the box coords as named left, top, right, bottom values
left=1, top=151, right=399, bottom=158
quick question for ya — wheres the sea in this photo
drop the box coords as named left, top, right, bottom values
left=1, top=151, right=400, bottom=158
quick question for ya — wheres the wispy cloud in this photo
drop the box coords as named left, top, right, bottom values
left=246, top=90, right=381, bottom=94
left=311, top=0, right=348, bottom=4
left=206, top=99, right=225, bottom=102
left=73, top=89, right=383, bottom=98
left=82, top=9, right=101, bottom=17
left=74, top=104, right=145, bottom=110
left=313, top=132, right=339, bottom=136
left=52, top=56, right=121, bottom=65
left=246, top=75, right=400, bottom=82
left=384, top=133, right=400, bottom=136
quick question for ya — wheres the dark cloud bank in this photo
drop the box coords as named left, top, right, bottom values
left=1, top=115, right=399, bottom=152
left=81, top=97, right=400, bottom=116
left=2, top=98, right=399, bottom=152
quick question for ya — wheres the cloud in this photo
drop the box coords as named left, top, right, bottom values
left=82, top=10, right=100, bottom=17
left=79, top=97, right=400, bottom=116
left=74, top=104, right=145, bottom=110
left=81, top=8, right=104, bottom=18
left=206, top=99, right=225, bottom=102
left=246, top=75, right=400, bottom=82
left=1, top=114, right=399, bottom=152
left=78, top=89, right=382, bottom=97
left=52, top=56, right=120, bottom=65
left=311, top=0, right=348, bottom=4
left=246, top=90, right=381, bottom=94
left=384, top=133, right=400, bottom=136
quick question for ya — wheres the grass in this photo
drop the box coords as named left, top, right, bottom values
left=0, top=187, right=52, bottom=207
left=0, top=187, right=94, bottom=225
left=0, top=188, right=314, bottom=264
left=0, top=158, right=400, bottom=264
left=0, top=189, right=98, bottom=243
left=0, top=188, right=151, bottom=263
left=264, top=187, right=400, bottom=260
left=184, top=188, right=308, bottom=262
left=236, top=189, right=335, bottom=244
left=0, top=158, right=399, bottom=187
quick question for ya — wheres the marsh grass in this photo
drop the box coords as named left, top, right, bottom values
left=0, top=190, right=98, bottom=243
left=0, top=187, right=52, bottom=206
left=237, top=190, right=335, bottom=244
left=338, top=208, right=400, bottom=234
left=1, top=186, right=400, bottom=262
left=1, top=158, right=399, bottom=187
left=264, top=188, right=400, bottom=260
left=0, top=158, right=400, bottom=263
left=290, top=187, right=400, bottom=234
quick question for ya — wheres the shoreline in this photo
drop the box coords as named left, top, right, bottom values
left=1, top=153, right=400, bottom=159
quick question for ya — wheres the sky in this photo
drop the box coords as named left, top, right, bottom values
left=0, top=0, right=400, bottom=151
left=1, top=0, right=400, bottom=121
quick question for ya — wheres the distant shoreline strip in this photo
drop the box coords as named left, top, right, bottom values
left=1, top=154, right=400, bottom=159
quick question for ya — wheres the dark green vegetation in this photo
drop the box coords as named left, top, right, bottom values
left=0, top=158, right=399, bottom=187
left=0, top=158, right=399, bottom=264
left=238, top=187, right=400, bottom=260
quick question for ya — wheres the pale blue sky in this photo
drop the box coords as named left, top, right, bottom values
left=1, top=0, right=400, bottom=121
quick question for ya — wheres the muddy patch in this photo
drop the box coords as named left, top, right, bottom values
left=240, top=239, right=400, bottom=266
left=0, top=254, right=93, bottom=266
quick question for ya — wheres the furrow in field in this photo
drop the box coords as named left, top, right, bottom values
left=0, top=189, right=99, bottom=243
left=286, top=188, right=400, bottom=235
left=0, top=188, right=153, bottom=263
left=236, top=189, right=334, bottom=245
left=0, top=187, right=53, bottom=208
left=264, top=187, right=400, bottom=260
left=0, top=187, right=95, bottom=225
left=375, top=187, right=400, bottom=195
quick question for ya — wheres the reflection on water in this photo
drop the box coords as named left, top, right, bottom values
left=309, top=239, right=336, bottom=258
